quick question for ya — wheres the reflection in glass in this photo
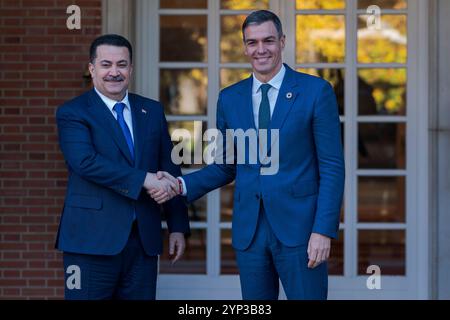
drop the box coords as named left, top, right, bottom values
left=358, top=0, right=407, bottom=9
left=296, top=15, right=345, bottom=63
left=358, top=230, right=405, bottom=275
left=160, top=228, right=206, bottom=274
left=220, top=182, right=235, bottom=222
left=168, top=121, right=207, bottom=169
left=329, top=230, right=344, bottom=275
left=358, top=177, right=405, bottom=222
left=358, top=123, right=405, bottom=169
left=160, top=15, right=207, bottom=62
left=358, top=68, right=406, bottom=115
left=220, top=69, right=252, bottom=89
left=221, top=229, right=237, bottom=274
left=160, top=0, right=207, bottom=9
left=221, top=15, right=247, bottom=63
left=160, top=69, right=207, bottom=115
left=358, top=15, right=407, bottom=64
left=221, top=0, right=269, bottom=10
left=298, top=68, right=345, bottom=115
left=296, top=0, right=345, bottom=10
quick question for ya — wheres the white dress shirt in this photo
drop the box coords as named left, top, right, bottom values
left=94, top=88, right=134, bottom=143
left=251, top=64, right=286, bottom=130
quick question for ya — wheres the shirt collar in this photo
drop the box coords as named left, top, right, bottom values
left=94, top=88, right=130, bottom=113
left=252, top=64, right=286, bottom=94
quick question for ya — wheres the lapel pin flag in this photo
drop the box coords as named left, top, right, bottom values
left=141, top=108, right=147, bottom=114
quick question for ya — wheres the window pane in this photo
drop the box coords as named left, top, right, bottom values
left=220, top=182, right=235, bottom=222
left=358, top=15, right=407, bottom=64
left=221, top=0, right=269, bottom=10
left=220, top=68, right=252, bottom=89
left=358, top=68, right=406, bottom=115
left=358, top=177, right=405, bottom=222
left=160, top=228, right=206, bottom=274
left=329, top=230, right=344, bottom=275
left=296, top=0, right=345, bottom=10
left=160, top=15, right=207, bottom=62
left=358, top=0, right=407, bottom=10
left=358, top=230, right=405, bottom=275
left=221, top=15, right=246, bottom=63
left=296, top=15, right=345, bottom=63
left=298, top=68, right=345, bottom=115
left=168, top=121, right=207, bottom=169
left=221, top=229, right=237, bottom=274
left=160, top=69, right=207, bottom=115
left=358, top=123, right=406, bottom=169
left=187, top=195, right=207, bottom=222
left=160, top=0, right=207, bottom=9
left=161, top=194, right=207, bottom=222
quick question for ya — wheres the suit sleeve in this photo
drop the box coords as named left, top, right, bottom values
left=311, top=81, right=345, bottom=239
left=158, top=108, right=190, bottom=235
left=56, top=104, right=147, bottom=200
left=182, top=92, right=237, bottom=203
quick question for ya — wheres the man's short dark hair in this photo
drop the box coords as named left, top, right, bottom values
left=89, top=34, right=133, bottom=64
left=242, top=10, right=284, bottom=41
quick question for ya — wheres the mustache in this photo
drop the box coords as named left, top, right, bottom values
left=104, top=75, right=125, bottom=82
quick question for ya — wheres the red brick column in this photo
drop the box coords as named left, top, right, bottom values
left=0, top=0, right=102, bottom=299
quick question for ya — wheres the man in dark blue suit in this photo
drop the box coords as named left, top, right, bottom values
left=156, top=11, right=344, bottom=300
left=56, top=34, right=190, bottom=300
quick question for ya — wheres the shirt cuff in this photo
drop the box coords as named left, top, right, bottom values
left=177, top=177, right=187, bottom=196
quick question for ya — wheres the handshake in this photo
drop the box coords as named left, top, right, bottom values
left=143, top=171, right=181, bottom=204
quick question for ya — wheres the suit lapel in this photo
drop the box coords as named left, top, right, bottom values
left=269, top=65, right=299, bottom=132
left=237, top=76, right=256, bottom=131
left=265, top=65, right=299, bottom=159
left=236, top=76, right=260, bottom=161
left=87, top=89, right=134, bottom=165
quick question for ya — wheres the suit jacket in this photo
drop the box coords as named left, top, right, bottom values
left=183, top=64, right=344, bottom=250
left=55, top=89, right=189, bottom=256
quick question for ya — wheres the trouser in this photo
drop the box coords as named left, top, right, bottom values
left=63, top=222, right=158, bottom=300
left=235, top=206, right=328, bottom=300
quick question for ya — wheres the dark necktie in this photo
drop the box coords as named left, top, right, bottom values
left=258, top=84, right=272, bottom=165
left=113, top=102, right=134, bottom=163
left=258, top=84, right=272, bottom=130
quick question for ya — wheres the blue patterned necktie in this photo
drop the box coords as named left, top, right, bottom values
left=113, top=102, right=134, bottom=163
left=258, top=84, right=272, bottom=130
left=114, top=102, right=136, bottom=220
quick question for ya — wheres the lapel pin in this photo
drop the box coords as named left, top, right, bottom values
left=286, top=92, right=293, bottom=99
left=141, top=108, right=147, bottom=114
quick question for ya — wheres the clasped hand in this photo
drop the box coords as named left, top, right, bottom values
left=144, top=171, right=179, bottom=204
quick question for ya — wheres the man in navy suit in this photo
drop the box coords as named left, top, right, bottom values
left=56, top=34, right=190, bottom=300
left=156, top=10, right=344, bottom=300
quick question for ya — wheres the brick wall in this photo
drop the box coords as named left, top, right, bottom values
left=0, top=0, right=102, bottom=299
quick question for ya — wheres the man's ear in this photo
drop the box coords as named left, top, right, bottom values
left=280, top=34, right=286, bottom=50
left=88, top=62, right=95, bottom=77
left=243, top=42, right=249, bottom=57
